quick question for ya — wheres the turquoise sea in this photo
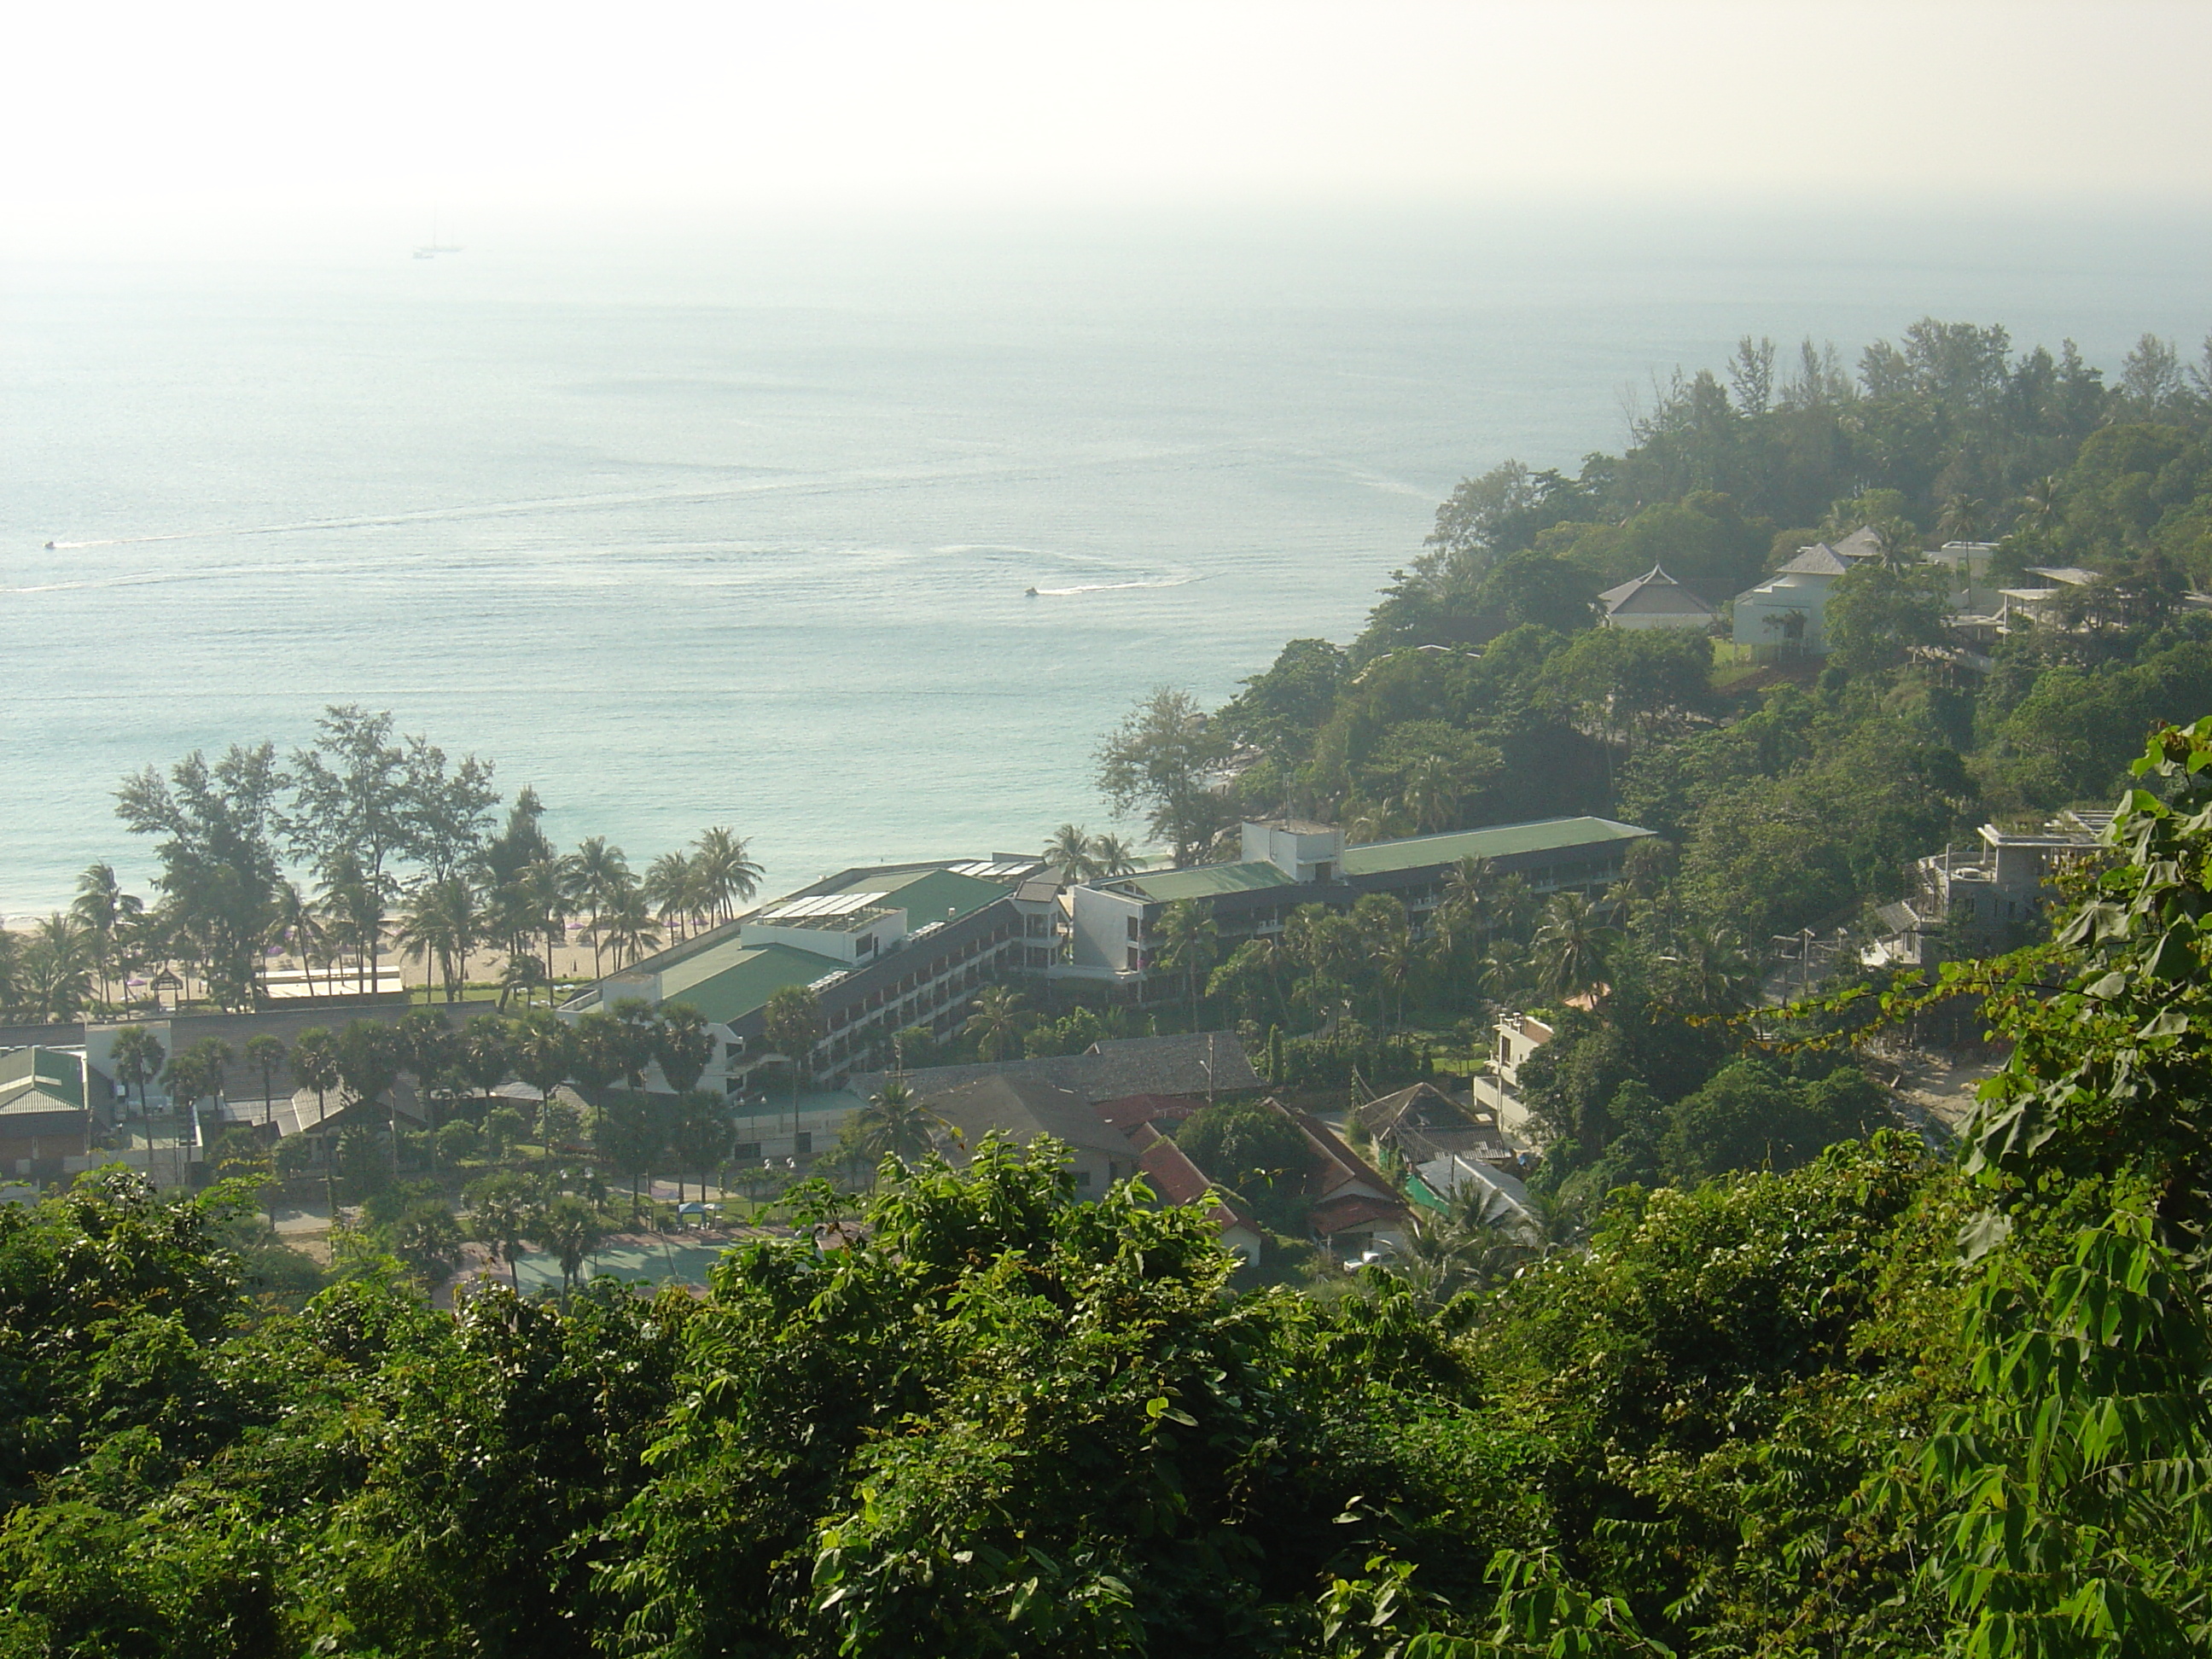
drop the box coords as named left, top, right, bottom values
left=6, top=202, right=2209, bottom=919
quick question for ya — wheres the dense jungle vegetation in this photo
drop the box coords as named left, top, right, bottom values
left=10, top=721, right=2212, bottom=1654
left=13, top=320, right=2212, bottom=1656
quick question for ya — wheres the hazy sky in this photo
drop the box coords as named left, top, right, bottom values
left=10, top=1, right=2211, bottom=254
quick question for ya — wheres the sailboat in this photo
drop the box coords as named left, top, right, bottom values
left=412, top=212, right=463, bottom=259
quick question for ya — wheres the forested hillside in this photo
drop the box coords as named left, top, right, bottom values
left=13, top=321, right=2212, bottom=1656
left=9, top=721, right=2212, bottom=1654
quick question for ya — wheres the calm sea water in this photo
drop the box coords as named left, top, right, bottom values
left=6, top=204, right=2209, bottom=918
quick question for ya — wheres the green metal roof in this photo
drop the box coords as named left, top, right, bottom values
left=0, top=1048, right=83, bottom=1110
left=1120, top=862, right=1299, bottom=902
left=864, top=868, right=1009, bottom=926
left=672, top=942, right=847, bottom=1027
left=1342, top=817, right=1652, bottom=876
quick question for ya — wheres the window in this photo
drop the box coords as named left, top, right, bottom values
left=1126, top=947, right=1143, bottom=971
left=734, top=1142, right=761, bottom=1160
left=795, top=1132, right=813, bottom=1156
left=1073, top=1169, right=1091, bottom=1188
left=1126, top=917, right=1141, bottom=940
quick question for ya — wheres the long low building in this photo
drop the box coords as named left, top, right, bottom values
left=1062, top=815, right=1652, bottom=987
left=568, top=855, right=1065, bottom=1093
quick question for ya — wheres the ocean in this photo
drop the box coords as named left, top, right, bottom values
left=6, top=201, right=2209, bottom=920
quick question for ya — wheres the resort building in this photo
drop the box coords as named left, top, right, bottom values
left=0, top=1047, right=99, bottom=1186
left=1731, top=529, right=1885, bottom=660
left=568, top=857, right=1057, bottom=1094
left=1596, top=565, right=1716, bottom=631
left=1061, top=815, right=1653, bottom=990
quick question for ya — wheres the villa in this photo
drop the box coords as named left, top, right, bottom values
left=1596, top=564, right=1716, bottom=631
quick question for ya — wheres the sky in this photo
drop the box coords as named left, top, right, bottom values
left=9, top=0, right=2212, bottom=258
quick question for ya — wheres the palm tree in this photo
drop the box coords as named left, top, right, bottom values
left=1530, top=892, right=1619, bottom=1004
left=289, top=1027, right=341, bottom=1134
left=498, top=952, right=548, bottom=1010
left=563, top=838, right=630, bottom=978
left=244, top=1033, right=288, bottom=1126
left=1663, top=924, right=1760, bottom=1018
left=841, top=1079, right=950, bottom=1181
left=1388, top=1208, right=1531, bottom=1306
left=529, top=1194, right=606, bottom=1302
left=318, top=857, right=383, bottom=994
left=1208, top=938, right=1281, bottom=1027
left=643, top=851, right=696, bottom=940
left=267, top=878, right=328, bottom=994
left=109, top=1025, right=166, bottom=1118
left=1090, top=834, right=1141, bottom=878
left=962, top=985, right=1030, bottom=1061
left=19, top=916, right=93, bottom=1022
left=1352, top=894, right=1412, bottom=1033
left=691, top=827, right=762, bottom=923
left=1150, top=899, right=1220, bottom=1030
left=1043, top=824, right=1101, bottom=881
left=2015, top=474, right=2062, bottom=550
left=509, top=1011, right=575, bottom=1144
left=1399, top=754, right=1459, bottom=835
left=466, top=1172, right=535, bottom=1290
left=396, top=876, right=480, bottom=1003
left=1938, top=494, right=1986, bottom=544
left=596, top=877, right=663, bottom=967
left=72, top=864, right=139, bottom=1007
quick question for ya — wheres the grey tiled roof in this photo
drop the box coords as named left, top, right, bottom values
left=927, top=1074, right=1138, bottom=1161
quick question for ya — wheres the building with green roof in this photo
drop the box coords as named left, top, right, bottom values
left=565, top=855, right=1065, bottom=1110
left=0, top=1047, right=94, bottom=1183
left=1065, top=816, right=1651, bottom=986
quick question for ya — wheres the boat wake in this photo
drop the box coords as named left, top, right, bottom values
left=1028, top=575, right=1197, bottom=595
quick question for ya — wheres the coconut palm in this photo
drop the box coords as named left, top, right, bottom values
left=1388, top=1208, right=1531, bottom=1306
left=1208, top=938, right=1281, bottom=1027
left=72, top=864, right=140, bottom=1007
left=1399, top=754, right=1459, bottom=835
left=1530, top=892, right=1620, bottom=1004
left=397, top=875, right=480, bottom=1003
left=1090, top=834, right=1141, bottom=877
left=563, top=838, right=630, bottom=977
left=1938, top=494, right=1986, bottom=544
left=318, top=856, right=384, bottom=993
left=1663, top=923, right=1760, bottom=1017
left=642, top=851, right=697, bottom=940
left=692, top=827, right=762, bottom=923
left=498, top=952, right=548, bottom=1010
left=529, top=1193, right=606, bottom=1302
left=2015, top=474, right=2062, bottom=550
left=244, top=1033, right=288, bottom=1126
left=109, top=1024, right=166, bottom=1117
left=1043, top=824, right=1102, bottom=881
left=289, top=1027, right=341, bottom=1134
left=842, top=1079, right=951, bottom=1180
left=466, top=1171, right=535, bottom=1290
left=1151, top=899, right=1220, bottom=1029
left=595, top=877, right=663, bottom=968
left=19, top=915, right=93, bottom=1022
left=962, top=985, right=1030, bottom=1061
